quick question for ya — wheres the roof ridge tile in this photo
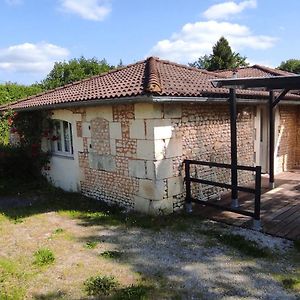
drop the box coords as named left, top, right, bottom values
left=145, top=57, right=162, bottom=93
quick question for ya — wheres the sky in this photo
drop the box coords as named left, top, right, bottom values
left=0, top=0, right=300, bottom=85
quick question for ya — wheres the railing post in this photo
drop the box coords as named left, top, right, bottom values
left=184, top=160, right=192, bottom=213
left=253, top=166, right=262, bottom=231
left=229, top=88, right=239, bottom=208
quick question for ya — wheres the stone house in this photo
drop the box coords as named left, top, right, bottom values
left=6, top=57, right=300, bottom=214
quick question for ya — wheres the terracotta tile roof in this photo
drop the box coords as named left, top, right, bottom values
left=4, top=58, right=300, bottom=111
left=216, top=65, right=295, bottom=78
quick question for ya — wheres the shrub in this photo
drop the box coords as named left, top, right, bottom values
left=113, top=285, right=151, bottom=300
left=84, top=241, right=98, bottom=249
left=33, top=248, right=55, bottom=266
left=0, top=145, right=47, bottom=180
left=84, top=275, right=119, bottom=296
left=100, top=250, right=122, bottom=259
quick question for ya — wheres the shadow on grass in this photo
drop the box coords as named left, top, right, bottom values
left=0, top=177, right=203, bottom=231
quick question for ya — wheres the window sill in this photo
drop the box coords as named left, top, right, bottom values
left=51, top=153, right=74, bottom=160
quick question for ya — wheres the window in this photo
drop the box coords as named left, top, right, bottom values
left=51, top=120, right=73, bottom=156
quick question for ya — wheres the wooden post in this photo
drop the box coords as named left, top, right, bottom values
left=229, top=88, right=238, bottom=208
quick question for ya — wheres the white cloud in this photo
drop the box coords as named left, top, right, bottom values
left=59, top=0, right=111, bottom=21
left=150, top=20, right=277, bottom=63
left=203, top=0, right=257, bottom=20
left=0, top=42, right=70, bottom=74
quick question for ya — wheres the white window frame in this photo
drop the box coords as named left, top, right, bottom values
left=51, top=119, right=74, bottom=157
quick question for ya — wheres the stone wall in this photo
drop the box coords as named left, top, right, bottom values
left=45, top=102, right=299, bottom=215
left=275, top=105, right=300, bottom=173
left=164, top=103, right=255, bottom=210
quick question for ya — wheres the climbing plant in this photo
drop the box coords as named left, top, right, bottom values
left=0, top=110, right=51, bottom=179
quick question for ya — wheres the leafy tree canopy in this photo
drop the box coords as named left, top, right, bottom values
left=0, top=82, right=43, bottom=105
left=42, top=56, right=114, bottom=90
left=189, top=37, right=248, bottom=71
left=277, top=59, right=300, bottom=74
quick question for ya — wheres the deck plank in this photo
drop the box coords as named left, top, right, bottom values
left=192, top=169, right=300, bottom=241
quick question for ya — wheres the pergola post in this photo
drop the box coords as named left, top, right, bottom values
left=229, top=88, right=239, bottom=208
left=269, top=90, right=275, bottom=188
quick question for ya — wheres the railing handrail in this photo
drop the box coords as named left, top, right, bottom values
left=184, top=159, right=258, bottom=172
left=184, top=160, right=261, bottom=223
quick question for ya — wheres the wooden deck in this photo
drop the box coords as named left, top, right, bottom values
left=193, top=169, right=300, bottom=241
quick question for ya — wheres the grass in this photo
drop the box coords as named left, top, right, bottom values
left=112, top=284, right=152, bottom=300
left=100, top=250, right=123, bottom=260
left=0, top=176, right=299, bottom=299
left=33, top=248, right=55, bottom=266
left=0, top=177, right=203, bottom=233
left=84, top=275, right=119, bottom=296
left=276, top=272, right=300, bottom=293
left=0, top=257, right=29, bottom=300
left=84, top=241, right=98, bottom=249
left=53, top=228, right=64, bottom=234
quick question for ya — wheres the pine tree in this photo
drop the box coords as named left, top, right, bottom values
left=189, top=37, right=248, bottom=71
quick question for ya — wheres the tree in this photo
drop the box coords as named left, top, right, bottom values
left=278, top=59, right=300, bottom=74
left=189, top=37, right=248, bottom=71
left=0, top=82, right=44, bottom=105
left=42, top=56, right=114, bottom=90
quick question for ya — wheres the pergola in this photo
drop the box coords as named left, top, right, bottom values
left=211, top=75, right=300, bottom=208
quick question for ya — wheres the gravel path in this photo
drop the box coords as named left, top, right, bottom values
left=97, top=220, right=298, bottom=299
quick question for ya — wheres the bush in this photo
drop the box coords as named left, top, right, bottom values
left=84, top=275, right=119, bottom=296
left=33, top=248, right=55, bottom=266
left=113, top=285, right=151, bottom=300
left=100, top=250, right=122, bottom=259
left=0, top=145, right=48, bottom=180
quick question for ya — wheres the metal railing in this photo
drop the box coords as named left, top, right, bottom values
left=184, top=160, right=262, bottom=228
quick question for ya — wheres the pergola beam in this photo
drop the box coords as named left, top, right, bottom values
left=272, top=89, right=289, bottom=108
left=211, top=75, right=300, bottom=90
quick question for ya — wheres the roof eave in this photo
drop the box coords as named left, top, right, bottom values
left=10, top=95, right=154, bottom=112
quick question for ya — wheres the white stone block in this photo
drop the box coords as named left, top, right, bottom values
left=129, top=120, right=145, bottom=139
left=167, top=176, right=184, bottom=197
left=128, top=159, right=146, bottom=178
left=146, top=161, right=155, bottom=179
left=76, top=137, right=84, bottom=152
left=134, top=196, right=151, bottom=214
left=134, top=103, right=162, bottom=119
left=136, top=140, right=154, bottom=160
left=86, top=106, right=113, bottom=122
left=165, top=137, right=183, bottom=158
left=154, top=159, right=173, bottom=180
left=164, top=104, right=182, bottom=118
left=146, top=119, right=173, bottom=140
left=110, top=139, right=116, bottom=156
left=154, top=139, right=165, bottom=160
left=109, top=122, right=122, bottom=139
left=82, top=122, right=91, bottom=138
left=73, top=113, right=82, bottom=122
left=137, top=179, right=165, bottom=200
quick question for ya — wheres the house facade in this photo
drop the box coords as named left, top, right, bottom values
left=6, top=57, right=300, bottom=214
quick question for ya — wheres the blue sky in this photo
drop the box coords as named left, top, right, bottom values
left=0, top=0, right=300, bottom=84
